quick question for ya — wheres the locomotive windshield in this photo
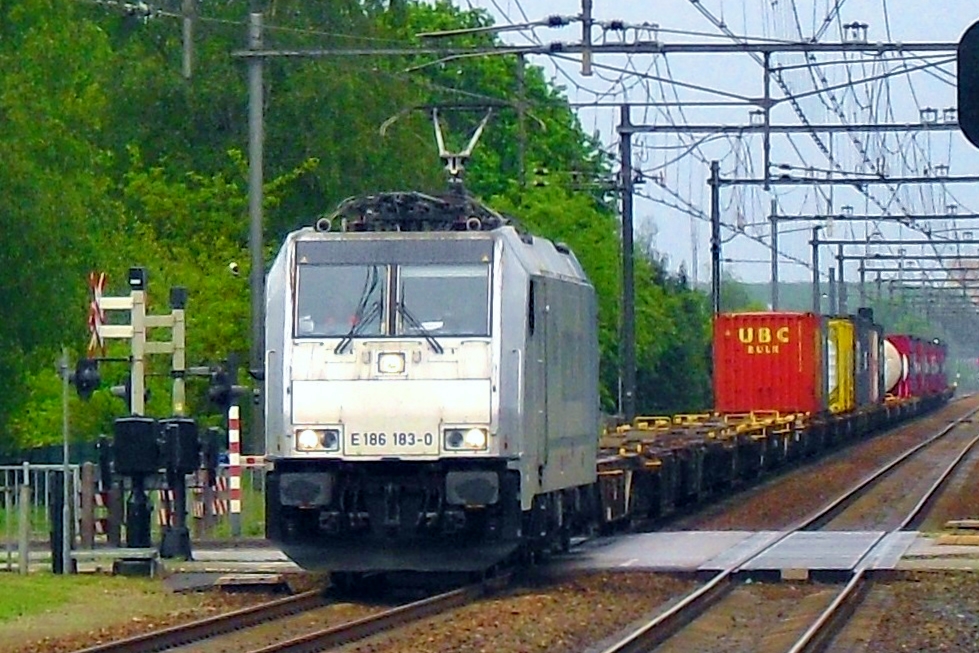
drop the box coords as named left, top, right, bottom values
left=295, top=264, right=386, bottom=337
left=294, top=256, right=491, bottom=339
left=397, top=264, right=490, bottom=337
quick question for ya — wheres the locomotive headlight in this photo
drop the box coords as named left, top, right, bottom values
left=378, top=352, right=406, bottom=375
left=297, top=429, right=320, bottom=450
left=295, top=428, right=341, bottom=451
left=443, top=427, right=488, bottom=451
left=322, top=429, right=340, bottom=450
left=463, top=428, right=487, bottom=449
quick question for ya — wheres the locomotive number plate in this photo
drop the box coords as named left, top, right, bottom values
left=345, top=431, right=438, bottom=456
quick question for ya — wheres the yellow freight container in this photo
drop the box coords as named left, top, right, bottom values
left=826, top=317, right=856, bottom=414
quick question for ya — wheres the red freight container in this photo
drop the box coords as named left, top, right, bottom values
left=910, top=337, right=926, bottom=396
left=921, top=339, right=933, bottom=395
left=714, top=312, right=825, bottom=414
left=923, top=339, right=948, bottom=394
left=935, top=341, right=948, bottom=393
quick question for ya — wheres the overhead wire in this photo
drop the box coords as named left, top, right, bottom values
left=789, top=0, right=919, bottom=236
left=487, top=0, right=632, bottom=110
left=84, top=0, right=975, bottom=306
left=880, top=0, right=979, bottom=302
left=617, top=18, right=812, bottom=275
left=594, top=3, right=830, bottom=282
left=771, top=2, right=938, bottom=252
left=632, top=50, right=772, bottom=264
left=764, top=0, right=914, bottom=288
left=634, top=184, right=816, bottom=270
left=773, top=52, right=951, bottom=74
left=693, top=0, right=957, bottom=249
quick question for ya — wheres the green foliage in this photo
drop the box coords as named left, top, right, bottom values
left=0, top=0, right=116, bottom=444
left=635, top=264, right=712, bottom=413
left=720, top=277, right=769, bottom=312
left=4, top=143, right=313, bottom=446
left=1, top=0, right=716, bottom=450
left=5, top=365, right=114, bottom=451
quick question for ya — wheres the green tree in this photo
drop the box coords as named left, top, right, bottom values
left=720, top=277, right=768, bottom=312
left=4, top=145, right=313, bottom=447
left=0, top=0, right=116, bottom=443
left=1, top=0, right=717, bottom=448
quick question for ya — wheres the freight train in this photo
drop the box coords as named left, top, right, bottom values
left=713, top=310, right=949, bottom=415
left=262, top=191, right=952, bottom=579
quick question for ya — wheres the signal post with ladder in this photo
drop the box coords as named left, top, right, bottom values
left=80, top=267, right=198, bottom=563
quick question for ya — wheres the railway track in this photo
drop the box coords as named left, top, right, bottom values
left=809, top=399, right=979, bottom=532
left=243, top=577, right=507, bottom=653
left=785, top=415, right=979, bottom=653
left=72, top=400, right=976, bottom=653
left=595, top=398, right=979, bottom=653
left=73, top=575, right=508, bottom=653
left=72, top=589, right=330, bottom=653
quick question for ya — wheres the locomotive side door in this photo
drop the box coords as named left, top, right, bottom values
left=525, top=278, right=548, bottom=485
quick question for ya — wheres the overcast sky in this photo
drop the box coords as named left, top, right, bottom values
left=448, top=0, right=979, bottom=289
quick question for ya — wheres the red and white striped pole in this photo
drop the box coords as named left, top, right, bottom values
left=228, top=405, right=242, bottom=537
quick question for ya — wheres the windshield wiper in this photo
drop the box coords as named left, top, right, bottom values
left=334, top=266, right=382, bottom=355
left=334, top=301, right=382, bottom=354
left=396, top=302, right=444, bottom=354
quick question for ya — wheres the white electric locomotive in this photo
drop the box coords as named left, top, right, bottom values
left=263, top=191, right=600, bottom=573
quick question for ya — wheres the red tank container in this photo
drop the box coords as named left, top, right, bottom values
left=884, top=335, right=912, bottom=398
left=713, top=312, right=826, bottom=414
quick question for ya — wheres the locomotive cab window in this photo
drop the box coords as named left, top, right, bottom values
left=397, top=264, right=490, bottom=337
left=295, top=263, right=387, bottom=338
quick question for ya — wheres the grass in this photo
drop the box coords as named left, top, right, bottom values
left=0, top=573, right=160, bottom=623
left=0, top=572, right=201, bottom=650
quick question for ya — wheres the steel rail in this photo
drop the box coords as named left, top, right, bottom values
left=597, top=398, right=979, bottom=653
left=786, top=424, right=979, bottom=653
left=72, top=589, right=327, bottom=653
left=246, top=575, right=509, bottom=653
left=799, top=409, right=978, bottom=530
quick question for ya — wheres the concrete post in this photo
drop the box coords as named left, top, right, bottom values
left=18, top=462, right=29, bottom=574
left=108, top=483, right=123, bottom=548
left=5, top=485, right=12, bottom=572
left=80, top=463, right=96, bottom=549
